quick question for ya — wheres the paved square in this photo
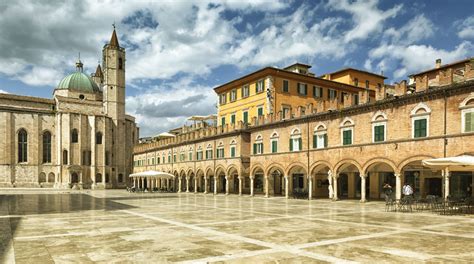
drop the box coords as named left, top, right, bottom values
left=1, top=190, right=473, bottom=263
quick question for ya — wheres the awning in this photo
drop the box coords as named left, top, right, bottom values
left=129, top=171, right=175, bottom=178
left=422, top=155, right=474, bottom=171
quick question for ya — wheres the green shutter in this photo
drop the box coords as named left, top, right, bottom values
left=253, top=143, right=257, bottom=154
left=313, top=134, right=317, bottom=148
left=272, top=141, right=277, bottom=153
left=414, top=119, right=427, bottom=138
left=298, top=138, right=302, bottom=150
left=221, top=117, right=225, bottom=126
left=243, top=112, right=248, bottom=124
left=324, top=134, right=328, bottom=147
left=260, top=143, right=263, bottom=154
left=231, top=114, right=235, bottom=124
left=258, top=107, right=263, bottom=116
left=343, top=130, right=352, bottom=145
left=289, top=138, right=293, bottom=151
left=231, top=147, right=235, bottom=157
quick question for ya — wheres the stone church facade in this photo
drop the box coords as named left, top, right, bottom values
left=0, top=29, right=138, bottom=189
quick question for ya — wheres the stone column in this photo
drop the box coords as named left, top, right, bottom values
left=178, top=177, right=182, bottom=193
left=204, top=177, right=208, bottom=194
left=328, top=171, right=333, bottom=199
left=395, top=173, right=401, bottom=200
left=214, top=176, right=218, bottom=195
left=89, top=116, right=96, bottom=188
left=265, top=176, right=269, bottom=198
left=284, top=175, right=289, bottom=199
left=360, top=174, right=367, bottom=203
left=194, top=177, right=198, bottom=193
left=333, top=174, right=339, bottom=201
left=225, top=176, right=230, bottom=195
left=186, top=177, right=190, bottom=192
left=250, top=176, right=254, bottom=196
left=444, top=169, right=450, bottom=200
left=141, top=177, right=144, bottom=189
left=308, top=175, right=313, bottom=200
left=238, top=177, right=242, bottom=196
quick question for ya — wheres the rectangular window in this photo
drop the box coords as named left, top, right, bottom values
left=374, top=125, right=385, bottom=142
left=283, top=80, right=289, bottom=93
left=343, top=130, right=352, bottom=145
left=253, top=143, right=263, bottom=154
left=189, top=152, right=192, bottom=161
left=231, top=114, right=236, bottom=124
left=242, top=85, right=249, bottom=98
left=313, top=86, right=323, bottom=98
left=173, top=154, right=176, bottom=162
left=168, top=155, right=171, bottom=163
left=290, top=138, right=302, bottom=151
left=297, top=83, right=307, bottom=95
left=221, top=117, right=225, bottom=126
left=217, top=148, right=224, bottom=158
left=465, top=112, right=474, bottom=132
left=414, top=118, right=427, bottom=138
left=206, top=150, right=213, bottom=160
left=283, top=107, right=290, bottom=119
left=230, top=89, right=237, bottom=102
left=243, top=111, right=248, bottom=124
left=197, top=151, right=203, bottom=160
left=353, top=94, right=359, bottom=105
left=329, top=89, right=337, bottom=100
left=219, top=93, right=227, bottom=105
left=157, top=157, right=160, bottom=164
left=257, top=106, right=264, bottom=117
left=230, top=146, right=236, bottom=157
left=256, top=80, right=265, bottom=93
left=365, top=80, right=370, bottom=89
left=354, top=78, right=359, bottom=87
left=341, top=92, right=346, bottom=103
left=271, top=140, right=278, bottom=153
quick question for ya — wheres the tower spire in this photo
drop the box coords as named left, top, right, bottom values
left=109, top=23, right=120, bottom=47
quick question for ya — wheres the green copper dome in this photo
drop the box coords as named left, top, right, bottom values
left=57, top=72, right=101, bottom=93
left=57, top=60, right=101, bottom=93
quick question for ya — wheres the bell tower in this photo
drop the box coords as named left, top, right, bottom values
left=102, top=25, right=126, bottom=187
left=103, top=25, right=125, bottom=120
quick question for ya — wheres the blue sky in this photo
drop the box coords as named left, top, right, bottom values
left=0, top=0, right=473, bottom=137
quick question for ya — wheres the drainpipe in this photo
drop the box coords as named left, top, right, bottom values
left=307, top=120, right=311, bottom=199
left=443, top=90, right=447, bottom=158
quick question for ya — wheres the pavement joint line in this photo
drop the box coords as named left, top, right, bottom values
left=121, top=209, right=356, bottom=264
left=177, top=248, right=282, bottom=264
left=196, top=216, right=293, bottom=226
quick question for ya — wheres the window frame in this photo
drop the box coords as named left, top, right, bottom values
left=242, top=84, right=249, bottom=98
left=230, top=89, right=237, bottom=102
left=461, top=107, right=474, bottom=133
left=18, top=129, right=28, bottom=163
left=256, top=79, right=265, bottom=93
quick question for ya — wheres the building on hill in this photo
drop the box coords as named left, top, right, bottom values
left=320, top=67, right=387, bottom=91
left=0, top=28, right=138, bottom=189
left=133, top=57, right=474, bottom=201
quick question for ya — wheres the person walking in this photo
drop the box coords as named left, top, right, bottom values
left=383, top=182, right=393, bottom=201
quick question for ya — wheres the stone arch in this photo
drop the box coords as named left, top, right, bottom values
left=314, top=122, right=327, bottom=131
left=285, top=162, right=307, bottom=176
left=459, top=92, right=474, bottom=108
left=205, top=166, right=214, bottom=177
left=265, top=163, right=285, bottom=176
left=309, top=160, right=333, bottom=175
left=186, top=168, right=194, bottom=177
left=226, top=165, right=239, bottom=176
left=39, top=172, right=46, bottom=183
left=215, top=165, right=226, bottom=175
left=340, top=117, right=355, bottom=127
left=250, top=164, right=265, bottom=177
left=397, top=155, right=435, bottom=172
left=362, top=157, right=398, bottom=174
left=334, top=159, right=362, bottom=173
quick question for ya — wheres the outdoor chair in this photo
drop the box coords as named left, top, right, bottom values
left=385, top=198, right=396, bottom=212
left=397, top=196, right=413, bottom=212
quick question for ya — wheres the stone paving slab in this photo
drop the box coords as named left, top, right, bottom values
left=1, top=189, right=473, bottom=263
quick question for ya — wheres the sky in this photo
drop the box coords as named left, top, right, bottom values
left=0, top=0, right=473, bottom=137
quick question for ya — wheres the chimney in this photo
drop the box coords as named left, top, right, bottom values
left=435, top=59, right=442, bottom=69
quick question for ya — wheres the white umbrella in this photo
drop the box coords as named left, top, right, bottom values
left=422, top=155, right=474, bottom=171
left=129, top=171, right=175, bottom=178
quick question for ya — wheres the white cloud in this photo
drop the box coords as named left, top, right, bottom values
left=457, top=16, right=474, bottom=39
left=0, top=89, right=9, bottom=94
left=326, top=0, right=402, bottom=43
left=384, top=15, right=435, bottom=44
left=369, top=41, right=474, bottom=79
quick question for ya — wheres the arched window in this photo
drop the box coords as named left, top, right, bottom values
left=48, top=172, right=55, bottom=183
left=71, top=129, right=78, bottom=143
left=410, top=103, right=431, bottom=138
left=96, top=132, right=102, bottom=144
left=63, top=150, right=68, bottom=165
left=118, top=58, right=123, bottom=70
left=253, top=135, right=263, bottom=155
left=290, top=128, right=302, bottom=151
left=372, top=111, right=387, bottom=143
left=196, top=146, right=203, bottom=160
left=270, top=132, right=279, bottom=153
left=340, top=117, right=355, bottom=145
left=230, top=140, right=237, bottom=158
left=217, top=142, right=224, bottom=158
left=313, top=123, right=328, bottom=149
left=459, top=93, right=474, bottom=133
left=42, top=131, right=52, bottom=163
left=18, top=129, right=28, bottom=163
left=205, top=144, right=213, bottom=160
left=39, top=172, right=46, bottom=183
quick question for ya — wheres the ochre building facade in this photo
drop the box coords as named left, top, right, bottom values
left=134, top=59, right=474, bottom=200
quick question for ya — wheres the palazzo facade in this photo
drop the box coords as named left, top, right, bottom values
left=134, top=58, right=474, bottom=200
left=0, top=29, right=138, bottom=189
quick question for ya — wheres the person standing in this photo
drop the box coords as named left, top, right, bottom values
left=402, top=182, right=413, bottom=197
